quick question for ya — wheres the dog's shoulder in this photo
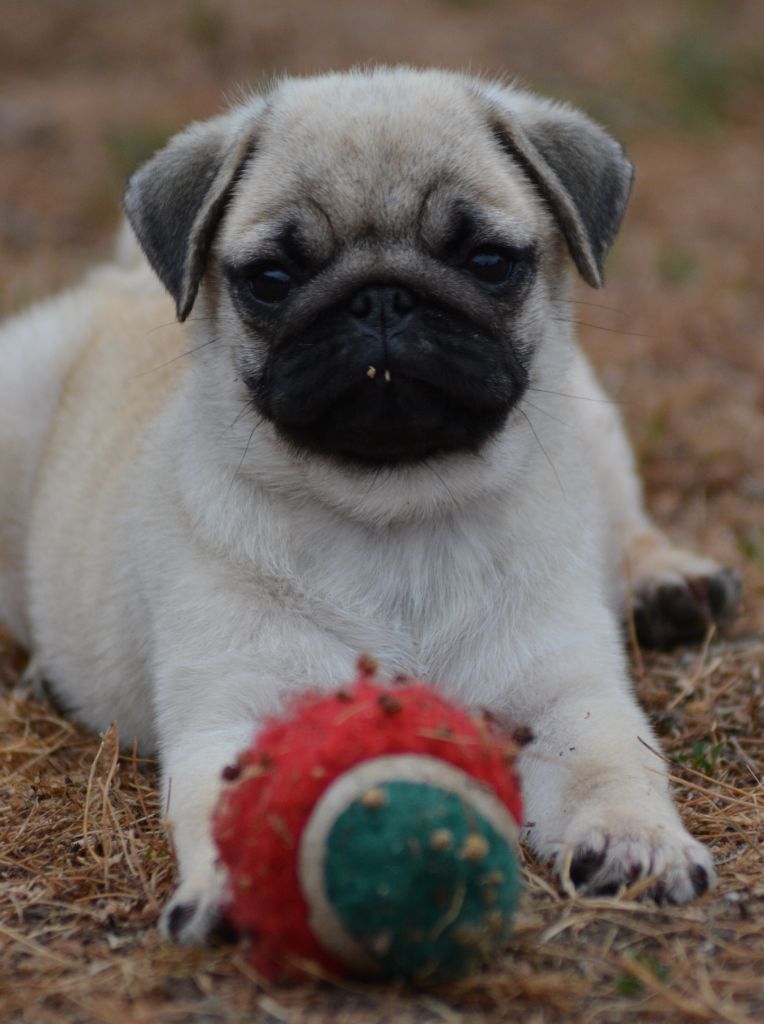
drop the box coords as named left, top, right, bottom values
left=49, top=268, right=186, bottom=453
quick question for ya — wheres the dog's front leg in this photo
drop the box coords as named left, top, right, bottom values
left=158, top=722, right=259, bottom=942
left=517, top=676, right=714, bottom=903
left=563, top=347, right=741, bottom=647
left=152, top=637, right=355, bottom=943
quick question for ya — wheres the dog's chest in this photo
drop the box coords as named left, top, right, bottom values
left=282, top=509, right=517, bottom=682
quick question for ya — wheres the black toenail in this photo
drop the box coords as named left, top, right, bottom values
left=570, top=845, right=607, bottom=887
left=209, top=915, right=241, bottom=945
left=627, top=861, right=643, bottom=883
left=690, top=864, right=709, bottom=896
left=167, top=902, right=196, bottom=938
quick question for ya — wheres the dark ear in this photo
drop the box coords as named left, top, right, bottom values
left=123, top=109, right=259, bottom=320
left=483, top=87, right=634, bottom=287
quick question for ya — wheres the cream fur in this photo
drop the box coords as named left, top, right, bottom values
left=1, top=68, right=720, bottom=943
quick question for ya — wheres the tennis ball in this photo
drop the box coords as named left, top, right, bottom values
left=213, top=660, right=523, bottom=983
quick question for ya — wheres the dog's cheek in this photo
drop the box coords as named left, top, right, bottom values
left=233, top=340, right=269, bottom=395
left=201, top=291, right=267, bottom=390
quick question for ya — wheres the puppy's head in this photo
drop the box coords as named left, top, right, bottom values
left=125, top=69, right=632, bottom=469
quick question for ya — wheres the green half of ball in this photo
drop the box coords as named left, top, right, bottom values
left=298, top=755, right=521, bottom=983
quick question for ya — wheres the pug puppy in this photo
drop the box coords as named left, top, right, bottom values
left=0, top=68, right=740, bottom=943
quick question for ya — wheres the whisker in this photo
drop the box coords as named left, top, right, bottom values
left=552, top=316, right=652, bottom=340
left=145, top=319, right=182, bottom=335
left=144, top=313, right=241, bottom=336
left=517, top=407, right=564, bottom=496
left=129, top=336, right=222, bottom=379
left=555, top=298, right=628, bottom=316
left=526, top=386, right=620, bottom=406
left=226, top=417, right=263, bottom=497
left=221, top=400, right=256, bottom=438
left=520, top=399, right=568, bottom=428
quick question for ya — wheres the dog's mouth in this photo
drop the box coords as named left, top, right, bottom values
left=247, top=286, right=528, bottom=466
left=271, top=371, right=513, bottom=465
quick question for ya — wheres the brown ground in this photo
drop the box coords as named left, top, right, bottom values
left=1, top=1, right=763, bottom=1021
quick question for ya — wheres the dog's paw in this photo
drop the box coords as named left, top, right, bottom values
left=560, top=817, right=715, bottom=904
left=159, top=864, right=235, bottom=945
left=626, top=537, right=741, bottom=649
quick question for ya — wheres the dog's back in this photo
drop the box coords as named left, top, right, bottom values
left=0, top=287, right=102, bottom=644
left=0, top=253, right=179, bottom=647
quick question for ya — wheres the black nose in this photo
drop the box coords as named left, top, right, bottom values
left=348, top=284, right=417, bottom=323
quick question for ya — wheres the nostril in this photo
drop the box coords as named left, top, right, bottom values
left=391, top=287, right=416, bottom=316
left=349, top=291, right=374, bottom=319
left=349, top=285, right=417, bottom=321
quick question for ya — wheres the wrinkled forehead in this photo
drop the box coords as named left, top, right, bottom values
left=221, top=74, right=546, bottom=257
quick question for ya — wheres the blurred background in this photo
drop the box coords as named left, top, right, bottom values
left=1, top=0, right=762, bottom=627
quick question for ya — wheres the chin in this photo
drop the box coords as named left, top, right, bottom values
left=273, top=378, right=514, bottom=468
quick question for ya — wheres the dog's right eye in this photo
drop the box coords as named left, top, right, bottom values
left=464, top=248, right=514, bottom=285
left=240, top=263, right=293, bottom=305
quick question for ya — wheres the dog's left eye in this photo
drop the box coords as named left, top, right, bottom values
left=242, top=263, right=293, bottom=305
left=464, top=248, right=514, bottom=285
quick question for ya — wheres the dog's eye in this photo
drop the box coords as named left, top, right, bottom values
left=243, top=264, right=293, bottom=304
left=464, top=248, right=514, bottom=285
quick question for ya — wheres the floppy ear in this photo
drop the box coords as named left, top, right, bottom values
left=123, top=107, right=259, bottom=320
left=482, top=86, right=634, bottom=287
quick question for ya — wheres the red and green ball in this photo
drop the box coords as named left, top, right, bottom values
left=213, top=660, right=523, bottom=983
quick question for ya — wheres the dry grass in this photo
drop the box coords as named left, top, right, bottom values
left=1, top=1, right=763, bottom=1020
left=2, top=624, right=763, bottom=1024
